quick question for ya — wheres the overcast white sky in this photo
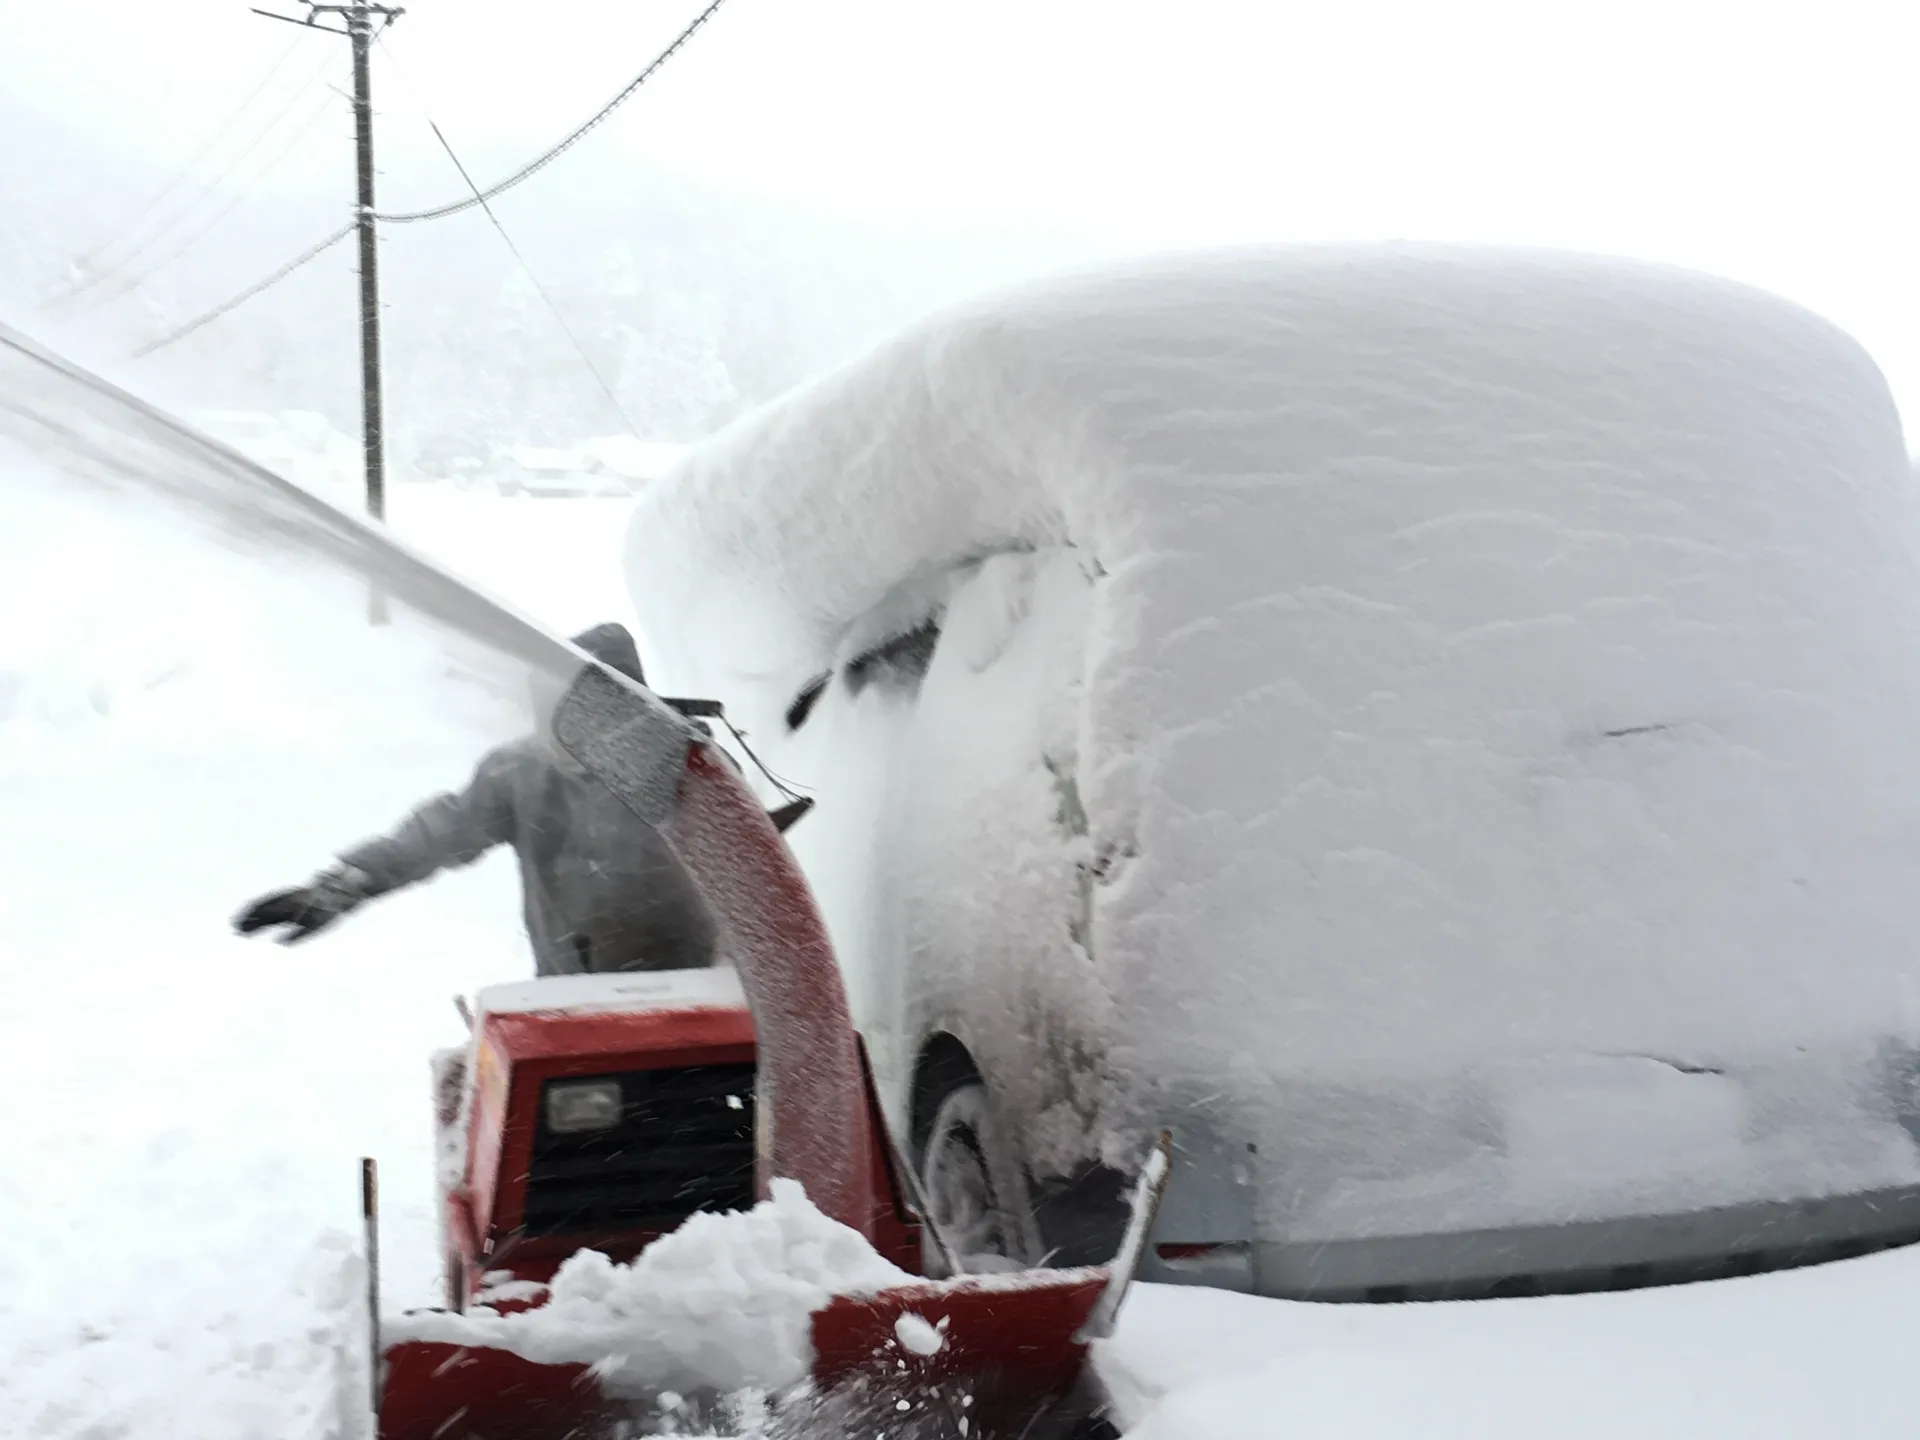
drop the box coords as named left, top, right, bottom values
left=5, top=0, right=1920, bottom=426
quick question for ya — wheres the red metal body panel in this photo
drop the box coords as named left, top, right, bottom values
left=450, top=1000, right=755, bottom=1300
left=480, top=1007, right=754, bottom=1243
left=380, top=1342, right=607, bottom=1440
left=483, top=1004, right=756, bottom=1065
left=810, top=1272, right=1107, bottom=1420
left=464, top=1035, right=512, bottom=1241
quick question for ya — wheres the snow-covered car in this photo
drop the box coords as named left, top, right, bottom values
left=408, top=433, right=488, bottom=487
left=495, top=445, right=632, bottom=498
left=578, top=435, right=688, bottom=487
left=625, top=245, right=1920, bottom=1302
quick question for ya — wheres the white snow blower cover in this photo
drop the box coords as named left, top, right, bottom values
left=623, top=243, right=1920, bottom=1236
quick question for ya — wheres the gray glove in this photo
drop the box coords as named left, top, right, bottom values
left=233, top=864, right=372, bottom=944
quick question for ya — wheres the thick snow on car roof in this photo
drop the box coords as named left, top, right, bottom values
left=628, top=245, right=1920, bottom=1230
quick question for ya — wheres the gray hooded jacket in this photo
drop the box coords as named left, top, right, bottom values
left=337, top=624, right=717, bottom=975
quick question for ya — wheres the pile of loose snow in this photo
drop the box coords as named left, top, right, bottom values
left=389, top=1179, right=912, bottom=1395
left=626, top=244, right=1920, bottom=1230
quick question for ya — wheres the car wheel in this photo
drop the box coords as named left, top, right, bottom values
left=918, top=1080, right=1030, bottom=1272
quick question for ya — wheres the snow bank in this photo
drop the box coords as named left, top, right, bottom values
left=1099, top=1254, right=1920, bottom=1439
left=626, top=244, right=1920, bottom=1232
left=388, top=1179, right=910, bottom=1394
left=0, top=331, right=635, bottom=1440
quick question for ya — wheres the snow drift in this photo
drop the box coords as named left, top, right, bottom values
left=624, top=244, right=1920, bottom=1238
left=0, top=327, right=604, bottom=1439
left=389, top=1178, right=912, bottom=1395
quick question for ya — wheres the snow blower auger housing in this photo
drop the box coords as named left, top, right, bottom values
left=376, top=667, right=1163, bottom=1440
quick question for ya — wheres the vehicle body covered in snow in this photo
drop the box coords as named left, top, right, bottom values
left=496, top=444, right=638, bottom=498
left=578, top=435, right=688, bottom=485
left=623, top=244, right=1920, bottom=1299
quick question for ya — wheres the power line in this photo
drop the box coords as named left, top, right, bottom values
left=375, top=0, right=730, bottom=225
left=88, top=87, right=343, bottom=309
left=132, top=224, right=354, bottom=358
left=63, top=38, right=306, bottom=284
left=56, top=53, right=339, bottom=303
left=127, top=0, right=734, bottom=363
left=378, top=33, right=645, bottom=439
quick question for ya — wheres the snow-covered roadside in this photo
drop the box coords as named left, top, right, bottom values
left=0, top=767, right=525, bottom=1440
left=0, top=486, right=615, bottom=1440
left=1104, top=1247, right=1920, bottom=1438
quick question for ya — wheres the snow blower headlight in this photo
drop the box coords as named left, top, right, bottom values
left=544, top=1078, right=623, bottom=1134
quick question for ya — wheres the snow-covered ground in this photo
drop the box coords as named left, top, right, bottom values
left=1100, top=1245, right=1920, bottom=1438
left=0, top=477, right=628, bottom=1440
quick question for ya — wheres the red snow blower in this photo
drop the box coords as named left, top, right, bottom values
left=373, top=673, right=1167, bottom=1439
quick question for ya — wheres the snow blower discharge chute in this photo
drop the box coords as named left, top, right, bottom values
left=373, top=667, right=1169, bottom=1439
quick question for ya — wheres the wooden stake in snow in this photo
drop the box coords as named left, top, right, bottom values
left=361, top=1156, right=381, bottom=1420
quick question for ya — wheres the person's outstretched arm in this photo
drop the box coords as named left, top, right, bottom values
left=233, top=746, right=518, bottom=944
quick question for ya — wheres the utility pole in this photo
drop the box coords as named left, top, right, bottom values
left=347, top=0, right=390, bottom=522
left=253, top=0, right=402, bottom=522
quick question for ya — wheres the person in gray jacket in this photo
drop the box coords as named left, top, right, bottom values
left=234, top=622, right=719, bottom=975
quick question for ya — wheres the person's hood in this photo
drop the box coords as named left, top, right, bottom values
left=570, top=622, right=645, bottom=686
left=1100, top=1242, right=1920, bottom=1437
left=526, top=624, right=646, bottom=773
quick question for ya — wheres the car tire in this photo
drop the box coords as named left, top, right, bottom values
left=916, top=1078, right=1036, bottom=1273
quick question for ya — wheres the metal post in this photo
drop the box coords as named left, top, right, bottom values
left=362, top=1156, right=381, bottom=1420
left=346, top=1, right=386, bottom=523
